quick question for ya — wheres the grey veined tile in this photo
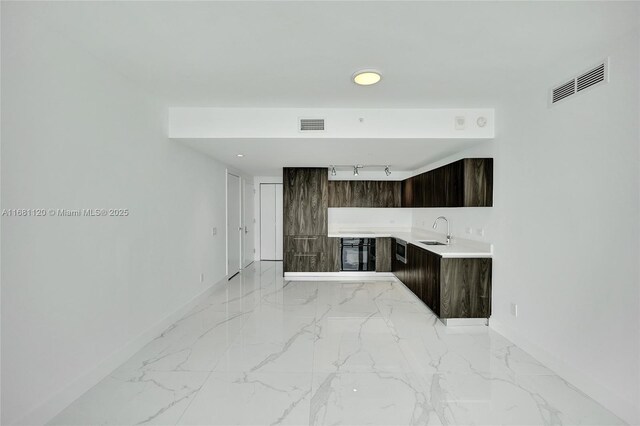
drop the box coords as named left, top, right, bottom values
left=49, top=371, right=209, bottom=426
left=179, top=371, right=312, bottom=425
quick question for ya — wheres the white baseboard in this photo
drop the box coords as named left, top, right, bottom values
left=15, top=277, right=227, bottom=426
left=490, top=319, right=639, bottom=425
left=441, top=318, right=488, bottom=327
left=284, top=272, right=396, bottom=281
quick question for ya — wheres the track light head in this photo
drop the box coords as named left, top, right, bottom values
left=330, top=166, right=336, bottom=176
left=353, top=166, right=359, bottom=176
left=384, top=166, right=391, bottom=176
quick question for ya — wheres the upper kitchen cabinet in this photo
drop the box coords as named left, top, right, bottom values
left=402, top=158, right=493, bottom=208
left=283, top=167, right=328, bottom=236
left=328, top=180, right=401, bottom=208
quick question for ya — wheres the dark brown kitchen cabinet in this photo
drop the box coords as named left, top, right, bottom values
left=327, top=237, right=341, bottom=272
left=391, top=238, right=406, bottom=283
left=283, top=168, right=328, bottom=236
left=284, top=252, right=325, bottom=272
left=401, top=158, right=493, bottom=208
left=423, top=249, right=441, bottom=316
left=283, top=168, right=332, bottom=273
left=283, top=236, right=340, bottom=272
left=328, top=180, right=401, bottom=208
left=375, top=237, right=392, bottom=272
left=392, top=242, right=491, bottom=319
left=440, top=257, right=492, bottom=318
left=405, top=244, right=424, bottom=300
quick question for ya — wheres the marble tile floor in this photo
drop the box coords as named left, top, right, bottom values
left=50, top=261, right=625, bottom=426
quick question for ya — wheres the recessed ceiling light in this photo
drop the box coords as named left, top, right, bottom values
left=236, top=154, right=244, bottom=157
left=353, top=70, right=382, bottom=86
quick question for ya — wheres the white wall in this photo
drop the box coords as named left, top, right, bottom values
left=253, top=176, right=283, bottom=261
left=494, top=32, right=639, bottom=424
left=412, top=30, right=640, bottom=424
left=1, top=10, right=243, bottom=425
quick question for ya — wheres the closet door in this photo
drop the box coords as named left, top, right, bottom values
left=274, top=184, right=283, bottom=260
left=260, top=184, right=276, bottom=260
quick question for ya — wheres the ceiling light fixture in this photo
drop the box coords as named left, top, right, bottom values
left=384, top=166, right=391, bottom=176
left=353, top=166, right=359, bottom=176
left=353, top=70, right=382, bottom=86
left=236, top=154, right=244, bottom=158
left=330, top=166, right=337, bottom=176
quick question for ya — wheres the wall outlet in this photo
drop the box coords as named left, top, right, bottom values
left=200, top=273, right=204, bottom=283
left=476, top=228, right=485, bottom=236
left=510, top=303, right=518, bottom=317
left=212, top=227, right=217, bottom=236
left=466, top=227, right=473, bottom=234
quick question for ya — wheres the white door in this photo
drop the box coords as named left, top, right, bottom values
left=227, top=173, right=241, bottom=278
left=260, top=184, right=276, bottom=260
left=243, top=181, right=254, bottom=267
left=260, top=183, right=283, bottom=261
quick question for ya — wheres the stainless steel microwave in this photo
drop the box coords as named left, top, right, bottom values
left=395, top=239, right=407, bottom=264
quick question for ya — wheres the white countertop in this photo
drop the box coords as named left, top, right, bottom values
left=328, top=228, right=492, bottom=258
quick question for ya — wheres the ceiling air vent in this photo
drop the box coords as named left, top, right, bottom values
left=299, top=118, right=325, bottom=132
left=550, top=59, right=608, bottom=105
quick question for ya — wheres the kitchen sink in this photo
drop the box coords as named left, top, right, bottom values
left=419, top=240, right=447, bottom=246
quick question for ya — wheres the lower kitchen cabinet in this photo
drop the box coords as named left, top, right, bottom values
left=391, top=238, right=406, bottom=283
left=375, top=237, right=392, bottom=272
left=284, top=252, right=325, bottom=272
left=440, top=257, right=492, bottom=318
left=392, top=240, right=491, bottom=319
left=284, top=235, right=340, bottom=272
left=327, top=237, right=341, bottom=272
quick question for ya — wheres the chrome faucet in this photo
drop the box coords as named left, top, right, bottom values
left=432, top=216, right=451, bottom=245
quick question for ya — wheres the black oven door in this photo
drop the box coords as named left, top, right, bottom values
left=341, top=238, right=376, bottom=271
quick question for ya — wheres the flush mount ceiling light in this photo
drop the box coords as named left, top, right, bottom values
left=352, top=70, right=382, bottom=86
left=236, top=154, right=244, bottom=157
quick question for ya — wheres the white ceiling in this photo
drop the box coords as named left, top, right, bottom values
left=10, top=1, right=638, bottom=175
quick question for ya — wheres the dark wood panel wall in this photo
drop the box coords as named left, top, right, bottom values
left=328, top=181, right=401, bottom=208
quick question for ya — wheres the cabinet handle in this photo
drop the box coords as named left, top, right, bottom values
left=293, top=237, right=318, bottom=240
left=293, top=254, right=316, bottom=257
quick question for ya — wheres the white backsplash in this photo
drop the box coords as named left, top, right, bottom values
left=328, top=208, right=412, bottom=232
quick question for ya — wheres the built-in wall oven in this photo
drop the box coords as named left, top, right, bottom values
left=395, top=238, right=407, bottom=264
left=340, top=238, right=376, bottom=271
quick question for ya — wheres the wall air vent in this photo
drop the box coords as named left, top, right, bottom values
left=550, top=59, right=609, bottom=105
left=552, top=80, right=576, bottom=104
left=577, top=63, right=606, bottom=92
left=299, top=118, right=325, bottom=131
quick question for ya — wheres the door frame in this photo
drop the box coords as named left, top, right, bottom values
left=226, top=171, right=242, bottom=279
left=242, top=180, right=255, bottom=268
